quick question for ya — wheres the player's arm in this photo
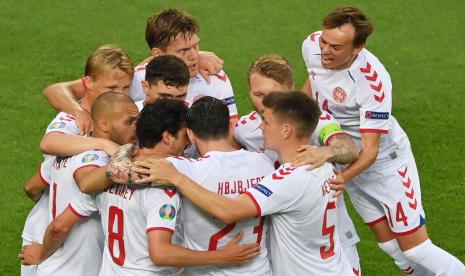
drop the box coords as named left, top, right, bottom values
left=24, top=171, right=48, bottom=201
left=302, top=78, right=312, bottom=96
left=198, top=51, right=224, bottom=84
left=19, top=208, right=82, bottom=265
left=131, top=159, right=257, bottom=224
left=40, top=133, right=118, bottom=157
left=149, top=230, right=259, bottom=267
left=340, top=132, right=380, bottom=183
left=74, top=165, right=111, bottom=194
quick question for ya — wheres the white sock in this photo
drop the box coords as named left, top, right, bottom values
left=404, top=239, right=465, bottom=276
left=379, top=239, right=415, bottom=274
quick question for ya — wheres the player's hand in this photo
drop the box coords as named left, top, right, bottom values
left=74, top=108, right=93, bottom=136
left=330, top=168, right=345, bottom=198
left=218, top=231, right=260, bottom=265
left=131, top=158, right=179, bottom=185
left=18, top=242, right=45, bottom=265
left=198, top=51, right=224, bottom=84
left=106, top=144, right=137, bottom=184
left=292, top=145, right=332, bottom=170
left=99, top=139, right=120, bottom=156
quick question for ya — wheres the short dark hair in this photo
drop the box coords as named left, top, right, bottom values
left=146, top=8, right=199, bottom=50
left=136, top=98, right=187, bottom=149
left=186, top=96, right=230, bottom=141
left=145, top=55, right=190, bottom=88
left=262, top=91, right=321, bottom=139
left=323, top=6, right=373, bottom=47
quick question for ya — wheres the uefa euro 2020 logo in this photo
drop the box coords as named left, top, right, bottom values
left=159, top=204, right=176, bottom=221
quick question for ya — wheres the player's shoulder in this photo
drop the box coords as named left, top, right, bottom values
left=146, top=185, right=179, bottom=200
left=234, top=111, right=261, bottom=132
left=134, top=62, right=148, bottom=74
left=74, top=149, right=109, bottom=166
left=349, top=48, right=391, bottom=85
left=302, top=31, right=322, bottom=52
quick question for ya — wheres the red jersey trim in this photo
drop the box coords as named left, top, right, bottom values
left=366, top=216, right=387, bottom=226
left=147, top=227, right=174, bottom=234
left=38, top=163, right=50, bottom=187
left=393, top=226, right=422, bottom=237
left=229, top=114, right=239, bottom=120
left=45, top=131, right=67, bottom=135
left=68, top=204, right=87, bottom=218
left=359, top=128, right=388, bottom=134
left=243, top=191, right=262, bottom=218
left=72, top=164, right=102, bottom=181
left=324, top=132, right=346, bottom=146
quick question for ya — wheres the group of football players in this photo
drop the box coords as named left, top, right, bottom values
left=18, top=6, right=465, bottom=276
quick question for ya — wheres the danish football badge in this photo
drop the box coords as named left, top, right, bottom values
left=332, top=87, right=346, bottom=103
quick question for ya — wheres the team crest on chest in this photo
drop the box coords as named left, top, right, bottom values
left=332, top=87, right=347, bottom=103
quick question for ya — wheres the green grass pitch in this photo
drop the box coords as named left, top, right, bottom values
left=1, top=1, right=464, bottom=275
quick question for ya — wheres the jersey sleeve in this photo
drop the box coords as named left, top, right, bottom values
left=68, top=192, right=98, bottom=218
left=311, top=111, right=346, bottom=146
left=302, top=31, right=322, bottom=73
left=129, top=65, right=147, bottom=102
left=243, top=164, right=300, bottom=217
left=214, top=70, right=238, bottom=120
left=145, top=187, right=181, bottom=234
left=73, top=150, right=109, bottom=175
left=39, top=156, right=54, bottom=186
left=356, top=65, right=392, bottom=134
left=45, top=112, right=80, bottom=135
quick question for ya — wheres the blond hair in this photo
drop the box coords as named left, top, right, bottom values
left=247, top=55, right=294, bottom=89
left=84, top=44, right=134, bottom=79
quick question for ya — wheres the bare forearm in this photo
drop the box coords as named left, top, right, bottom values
left=153, top=243, right=224, bottom=267
left=79, top=167, right=111, bottom=194
left=43, top=83, right=84, bottom=115
left=341, top=146, right=377, bottom=182
left=327, top=135, right=359, bottom=164
left=40, top=223, right=71, bottom=260
left=40, top=133, right=105, bottom=156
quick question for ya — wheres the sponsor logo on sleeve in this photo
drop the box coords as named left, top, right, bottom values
left=223, top=96, right=236, bottom=106
left=159, top=204, right=176, bottom=220
left=48, top=121, right=66, bottom=130
left=253, top=184, right=273, bottom=197
left=365, top=111, right=389, bottom=120
left=82, top=153, right=99, bottom=163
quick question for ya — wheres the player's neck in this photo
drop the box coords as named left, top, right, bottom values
left=80, top=95, right=93, bottom=112
left=135, top=146, right=171, bottom=160
left=196, top=139, right=236, bottom=156
left=277, top=139, right=310, bottom=164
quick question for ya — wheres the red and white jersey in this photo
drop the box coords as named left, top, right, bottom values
left=234, top=111, right=359, bottom=248
left=244, top=163, right=353, bottom=276
left=45, top=111, right=79, bottom=136
left=130, top=65, right=238, bottom=120
left=302, top=31, right=411, bottom=162
left=70, top=184, right=180, bottom=276
left=37, top=151, right=106, bottom=276
left=21, top=158, right=52, bottom=244
left=168, top=150, right=274, bottom=276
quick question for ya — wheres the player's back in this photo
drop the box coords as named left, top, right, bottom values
left=245, top=163, right=353, bottom=275
left=37, top=152, right=105, bottom=276
left=89, top=184, right=179, bottom=276
left=169, top=150, right=274, bottom=276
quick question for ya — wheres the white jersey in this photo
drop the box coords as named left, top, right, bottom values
left=168, top=150, right=274, bottom=276
left=302, top=31, right=411, bottom=165
left=45, top=111, right=79, bottom=136
left=130, top=64, right=238, bottom=120
left=37, top=150, right=106, bottom=276
left=70, top=184, right=180, bottom=276
left=21, top=158, right=52, bottom=244
left=244, top=163, right=353, bottom=276
left=234, top=111, right=360, bottom=248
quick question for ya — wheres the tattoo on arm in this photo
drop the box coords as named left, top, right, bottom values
left=327, top=135, right=359, bottom=164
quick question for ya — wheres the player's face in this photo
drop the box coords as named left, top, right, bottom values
left=170, top=126, right=190, bottom=156
left=319, top=23, right=362, bottom=70
left=108, top=102, right=139, bottom=145
left=142, top=80, right=187, bottom=104
left=89, top=70, right=132, bottom=97
left=249, top=73, right=290, bottom=115
left=159, top=33, right=200, bottom=77
left=259, top=107, right=282, bottom=151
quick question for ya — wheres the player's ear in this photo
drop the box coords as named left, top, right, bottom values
left=186, top=128, right=195, bottom=144
left=84, top=76, right=93, bottom=90
left=96, top=118, right=109, bottom=133
left=282, top=123, right=292, bottom=140
left=353, top=44, right=364, bottom=56
left=151, top=47, right=161, bottom=57
left=162, top=131, right=174, bottom=146
left=141, top=80, right=150, bottom=95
